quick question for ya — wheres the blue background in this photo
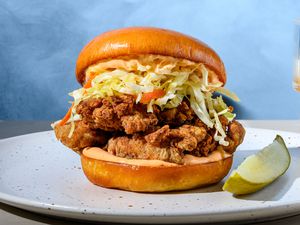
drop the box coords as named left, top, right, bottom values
left=1, top=0, right=300, bottom=120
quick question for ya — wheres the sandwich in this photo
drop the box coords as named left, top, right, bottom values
left=53, top=27, right=245, bottom=192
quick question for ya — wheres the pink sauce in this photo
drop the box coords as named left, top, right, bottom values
left=83, top=147, right=231, bottom=167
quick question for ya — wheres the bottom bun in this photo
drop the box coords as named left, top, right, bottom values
left=81, top=147, right=233, bottom=192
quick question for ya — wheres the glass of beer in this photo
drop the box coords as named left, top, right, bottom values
left=294, top=19, right=300, bottom=92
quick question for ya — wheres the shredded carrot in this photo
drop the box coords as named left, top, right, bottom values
left=59, top=103, right=74, bottom=126
left=83, top=72, right=98, bottom=89
left=59, top=72, right=98, bottom=127
left=140, top=89, right=166, bottom=104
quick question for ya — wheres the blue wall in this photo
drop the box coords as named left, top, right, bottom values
left=1, top=0, right=300, bottom=120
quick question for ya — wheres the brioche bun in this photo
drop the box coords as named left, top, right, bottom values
left=81, top=147, right=232, bottom=192
left=76, top=27, right=226, bottom=86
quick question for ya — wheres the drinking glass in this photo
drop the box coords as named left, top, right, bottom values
left=294, top=19, right=300, bottom=92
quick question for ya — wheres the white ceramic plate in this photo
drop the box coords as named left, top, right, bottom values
left=0, top=128, right=300, bottom=224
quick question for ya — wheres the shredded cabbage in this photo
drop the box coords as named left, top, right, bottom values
left=66, top=56, right=239, bottom=146
left=215, top=87, right=240, bottom=102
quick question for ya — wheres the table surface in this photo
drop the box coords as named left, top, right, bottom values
left=0, top=120, right=299, bottom=225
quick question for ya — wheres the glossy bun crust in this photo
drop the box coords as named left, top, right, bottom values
left=81, top=153, right=232, bottom=192
left=76, top=27, right=226, bottom=85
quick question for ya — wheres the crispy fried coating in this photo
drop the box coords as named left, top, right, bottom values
left=106, top=135, right=184, bottom=164
left=56, top=94, right=245, bottom=163
left=54, top=121, right=108, bottom=154
left=76, top=95, right=158, bottom=133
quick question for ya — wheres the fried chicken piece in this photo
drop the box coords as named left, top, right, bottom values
left=192, top=118, right=245, bottom=156
left=191, top=132, right=217, bottom=157
left=121, top=113, right=158, bottom=134
left=192, top=116, right=241, bottom=157
left=76, top=95, right=158, bottom=134
left=76, top=96, right=130, bottom=131
left=54, top=121, right=108, bottom=154
left=76, top=98, right=102, bottom=126
left=158, top=100, right=194, bottom=126
left=223, top=120, right=246, bottom=154
left=145, top=125, right=207, bottom=151
left=106, top=136, right=183, bottom=164
left=92, top=104, right=122, bottom=131
left=173, top=125, right=207, bottom=150
left=144, top=125, right=170, bottom=147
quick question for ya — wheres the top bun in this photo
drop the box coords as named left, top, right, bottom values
left=76, top=27, right=226, bottom=86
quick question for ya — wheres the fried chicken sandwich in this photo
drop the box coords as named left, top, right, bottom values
left=53, top=27, right=245, bottom=192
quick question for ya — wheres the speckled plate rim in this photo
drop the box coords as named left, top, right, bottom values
left=0, top=129, right=300, bottom=224
left=2, top=190, right=300, bottom=224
